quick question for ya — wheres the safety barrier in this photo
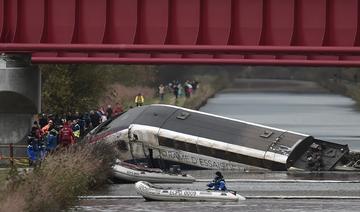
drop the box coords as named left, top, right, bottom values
left=0, top=143, right=29, bottom=166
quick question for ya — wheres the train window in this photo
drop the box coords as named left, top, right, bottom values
left=116, top=140, right=129, bottom=151
left=176, top=112, right=190, bottom=120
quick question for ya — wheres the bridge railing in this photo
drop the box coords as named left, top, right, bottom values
left=2, top=44, right=360, bottom=66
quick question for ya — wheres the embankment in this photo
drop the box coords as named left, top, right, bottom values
left=99, top=74, right=229, bottom=111
left=226, top=78, right=329, bottom=93
left=0, top=74, right=228, bottom=212
left=319, top=80, right=360, bottom=108
left=0, top=143, right=116, bottom=212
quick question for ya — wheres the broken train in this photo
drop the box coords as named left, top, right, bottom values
left=85, top=104, right=359, bottom=171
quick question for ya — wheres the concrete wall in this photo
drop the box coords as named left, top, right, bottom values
left=0, top=114, right=34, bottom=144
left=0, top=54, right=40, bottom=150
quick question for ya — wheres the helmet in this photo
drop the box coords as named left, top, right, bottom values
left=215, top=171, right=222, bottom=177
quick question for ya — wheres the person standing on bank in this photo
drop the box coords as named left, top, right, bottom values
left=159, top=84, right=165, bottom=101
left=135, top=93, right=145, bottom=107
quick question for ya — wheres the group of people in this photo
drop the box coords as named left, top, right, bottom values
left=26, top=103, right=125, bottom=166
left=158, top=80, right=199, bottom=101
left=27, top=119, right=77, bottom=166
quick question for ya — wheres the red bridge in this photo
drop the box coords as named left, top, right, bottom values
left=1, top=0, right=360, bottom=66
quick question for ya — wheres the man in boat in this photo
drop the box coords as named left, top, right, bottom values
left=207, top=171, right=227, bottom=191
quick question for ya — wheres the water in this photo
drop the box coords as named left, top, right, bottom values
left=201, top=92, right=360, bottom=150
left=76, top=199, right=360, bottom=212
left=74, top=177, right=360, bottom=212
left=74, top=82, right=360, bottom=211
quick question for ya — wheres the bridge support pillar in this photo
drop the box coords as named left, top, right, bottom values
left=0, top=54, right=41, bottom=154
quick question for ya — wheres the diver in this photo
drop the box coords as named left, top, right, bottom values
left=207, top=171, right=227, bottom=191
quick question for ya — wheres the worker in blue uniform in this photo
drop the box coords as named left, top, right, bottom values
left=207, top=171, right=227, bottom=191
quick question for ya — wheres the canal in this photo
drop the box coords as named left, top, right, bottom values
left=73, top=80, right=360, bottom=212
left=201, top=83, right=360, bottom=150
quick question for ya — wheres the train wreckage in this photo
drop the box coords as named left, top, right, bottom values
left=85, top=104, right=360, bottom=171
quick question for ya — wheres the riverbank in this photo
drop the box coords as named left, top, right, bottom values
left=0, top=169, right=6, bottom=187
left=0, top=143, right=116, bottom=212
left=318, top=79, right=360, bottom=109
left=226, top=78, right=329, bottom=93
left=99, top=74, right=228, bottom=111
left=0, top=74, right=228, bottom=211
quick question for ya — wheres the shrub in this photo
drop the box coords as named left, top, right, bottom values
left=0, top=142, right=116, bottom=212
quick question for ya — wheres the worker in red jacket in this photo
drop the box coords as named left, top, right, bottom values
left=59, top=121, right=75, bottom=147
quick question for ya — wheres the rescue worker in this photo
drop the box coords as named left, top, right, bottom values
left=31, top=121, right=42, bottom=140
left=27, top=143, right=37, bottom=166
left=207, top=171, right=227, bottom=191
left=135, top=93, right=145, bottom=107
left=72, top=119, right=81, bottom=139
left=29, top=121, right=43, bottom=161
left=58, top=121, right=75, bottom=147
left=41, top=119, right=54, bottom=135
left=90, top=110, right=101, bottom=129
left=46, top=128, right=58, bottom=153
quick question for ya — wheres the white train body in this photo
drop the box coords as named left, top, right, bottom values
left=86, top=104, right=350, bottom=171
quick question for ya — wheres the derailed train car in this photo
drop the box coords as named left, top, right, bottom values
left=85, top=104, right=357, bottom=171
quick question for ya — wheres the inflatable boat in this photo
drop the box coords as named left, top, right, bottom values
left=112, top=161, right=196, bottom=183
left=135, top=181, right=246, bottom=202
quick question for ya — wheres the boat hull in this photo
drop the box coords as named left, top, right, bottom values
left=112, top=164, right=196, bottom=183
left=135, top=181, right=246, bottom=202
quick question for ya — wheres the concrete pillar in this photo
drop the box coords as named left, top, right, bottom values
left=0, top=54, right=40, bottom=154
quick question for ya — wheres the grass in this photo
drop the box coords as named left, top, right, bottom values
left=0, top=169, right=7, bottom=187
left=99, top=75, right=228, bottom=111
left=0, top=142, right=116, bottom=212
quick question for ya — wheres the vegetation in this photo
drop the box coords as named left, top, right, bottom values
left=183, top=75, right=228, bottom=109
left=0, top=64, right=227, bottom=212
left=0, top=142, right=116, bottom=212
left=316, top=68, right=360, bottom=108
left=0, top=169, right=7, bottom=187
left=40, top=64, right=231, bottom=113
left=41, top=64, right=108, bottom=113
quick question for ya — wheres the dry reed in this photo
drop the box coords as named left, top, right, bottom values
left=0, top=142, right=116, bottom=212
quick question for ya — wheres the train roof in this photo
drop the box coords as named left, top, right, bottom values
left=94, top=104, right=311, bottom=152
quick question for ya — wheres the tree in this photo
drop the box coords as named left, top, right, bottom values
left=40, top=64, right=107, bottom=114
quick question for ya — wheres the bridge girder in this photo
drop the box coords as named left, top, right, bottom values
left=1, top=0, right=360, bottom=66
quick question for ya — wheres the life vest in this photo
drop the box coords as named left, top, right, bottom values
left=72, top=124, right=81, bottom=138
left=135, top=95, right=144, bottom=103
left=207, top=177, right=227, bottom=191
